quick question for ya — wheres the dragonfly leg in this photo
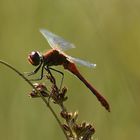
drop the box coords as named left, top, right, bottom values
left=49, top=67, right=64, bottom=90
left=29, top=65, right=45, bottom=81
left=25, top=62, right=43, bottom=76
left=44, top=66, right=56, bottom=84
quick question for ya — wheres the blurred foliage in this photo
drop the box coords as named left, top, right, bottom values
left=0, top=0, right=140, bottom=140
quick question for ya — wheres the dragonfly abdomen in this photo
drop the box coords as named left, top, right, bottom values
left=64, top=62, right=110, bottom=112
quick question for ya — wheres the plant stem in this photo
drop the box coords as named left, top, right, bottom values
left=0, top=60, right=69, bottom=140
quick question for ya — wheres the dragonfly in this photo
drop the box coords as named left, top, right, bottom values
left=27, top=29, right=110, bottom=112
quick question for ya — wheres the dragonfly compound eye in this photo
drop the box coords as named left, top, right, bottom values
left=28, top=51, right=41, bottom=66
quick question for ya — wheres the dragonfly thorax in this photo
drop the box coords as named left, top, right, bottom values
left=28, top=51, right=42, bottom=66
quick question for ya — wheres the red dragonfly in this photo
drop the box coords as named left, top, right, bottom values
left=28, top=29, right=110, bottom=112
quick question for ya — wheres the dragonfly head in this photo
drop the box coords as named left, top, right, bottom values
left=28, top=51, right=42, bottom=66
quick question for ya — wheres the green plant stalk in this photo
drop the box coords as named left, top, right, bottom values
left=0, top=60, right=69, bottom=140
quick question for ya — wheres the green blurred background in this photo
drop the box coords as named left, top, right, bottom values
left=0, top=0, right=140, bottom=139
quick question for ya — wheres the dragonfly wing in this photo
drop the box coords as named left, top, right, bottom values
left=68, top=56, right=96, bottom=68
left=40, top=29, right=75, bottom=51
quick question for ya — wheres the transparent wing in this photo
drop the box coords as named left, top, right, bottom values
left=40, top=29, right=75, bottom=51
left=68, top=56, right=96, bottom=68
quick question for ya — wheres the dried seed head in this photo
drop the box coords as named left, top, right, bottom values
left=73, top=111, right=78, bottom=120
left=61, top=87, right=67, bottom=95
left=29, top=90, right=39, bottom=98
left=29, top=83, right=49, bottom=98
left=50, top=85, right=68, bottom=104
left=62, top=124, right=70, bottom=132
left=73, top=122, right=95, bottom=139
left=61, top=111, right=73, bottom=121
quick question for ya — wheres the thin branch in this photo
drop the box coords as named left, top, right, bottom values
left=0, top=60, right=69, bottom=140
